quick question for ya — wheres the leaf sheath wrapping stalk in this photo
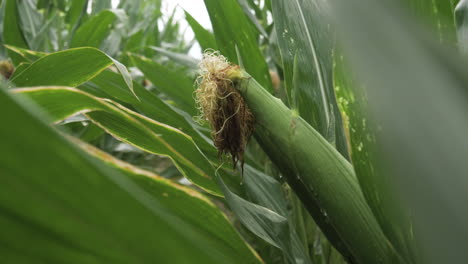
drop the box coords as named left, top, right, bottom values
left=237, top=73, right=403, bottom=264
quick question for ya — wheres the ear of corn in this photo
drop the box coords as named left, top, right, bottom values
left=233, top=70, right=403, bottom=264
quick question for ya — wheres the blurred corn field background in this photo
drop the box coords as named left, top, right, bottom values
left=1, top=0, right=468, bottom=263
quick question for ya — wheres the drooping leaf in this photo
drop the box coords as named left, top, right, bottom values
left=0, top=87, right=261, bottom=264
left=81, top=70, right=216, bottom=158
left=14, top=87, right=221, bottom=196
left=10, top=48, right=134, bottom=97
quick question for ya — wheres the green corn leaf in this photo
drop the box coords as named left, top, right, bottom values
left=241, top=165, right=312, bottom=264
left=150, top=46, right=199, bottom=69
left=271, top=0, right=349, bottom=159
left=333, top=0, right=459, bottom=262
left=14, top=86, right=221, bottom=196
left=333, top=54, right=416, bottom=264
left=4, top=44, right=47, bottom=62
left=66, top=0, right=88, bottom=26
left=405, top=0, right=458, bottom=43
left=9, top=62, right=30, bottom=79
left=91, top=0, right=112, bottom=14
left=0, top=87, right=261, bottom=264
left=3, top=0, right=29, bottom=65
left=81, top=70, right=216, bottom=159
left=185, top=11, right=218, bottom=51
left=70, top=10, right=118, bottom=48
left=218, top=176, right=297, bottom=263
left=129, top=53, right=197, bottom=116
left=236, top=0, right=268, bottom=38
left=10, top=47, right=134, bottom=97
left=203, top=0, right=273, bottom=92
left=330, top=0, right=468, bottom=262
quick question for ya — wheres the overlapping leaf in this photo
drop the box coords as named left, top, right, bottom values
left=14, top=87, right=221, bottom=196
left=0, top=87, right=261, bottom=264
left=203, top=0, right=273, bottom=92
left=271, top=0, right=349, bottom=159
left=10, top=47, right=134, bottom=96
left=129, top=54, right=196, bottom=116
left=70, top=10, right=118, bottom=48
left=185, top=11, right=217, bottom=51
left=3, top=0, right=29, bottom=64
left=330, top=0, right=468, bottom=262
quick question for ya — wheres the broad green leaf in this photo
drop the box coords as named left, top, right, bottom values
left=73, top=139, right=262, bottom=264
left=81, top=70, right=216, bottom=158
left=330, top=0, right=468, bottom=262
left=203, top=0, right=273, bottom=92
left=129, top=54, right=196, bottom=116
left=185, top=11, right=218, bottom=51
left=9, top=62, right=30, bottom=79
left=332, top=0, right=458, bottom=261
left=3, top=0, right=29, bottom=65
left=0, top=87, right=261, bottom=264
left=80, top=71, right=245, bottom=191
left=10, top=48, right=134, bottom=96
left=333, top=54, right=416, bottom=263
left=14, top=87, right=221, bottom=196
left=70, top=10, right=117, bottom=48
left=271, top=0, right=349, bottom=160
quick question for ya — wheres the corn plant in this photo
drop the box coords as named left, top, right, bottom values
left=1, top=0, right=468, bottom=263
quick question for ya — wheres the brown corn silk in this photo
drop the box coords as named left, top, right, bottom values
left=195, top=52, right=254, bottom=171
left=0, top=60, right=14, bottom=80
